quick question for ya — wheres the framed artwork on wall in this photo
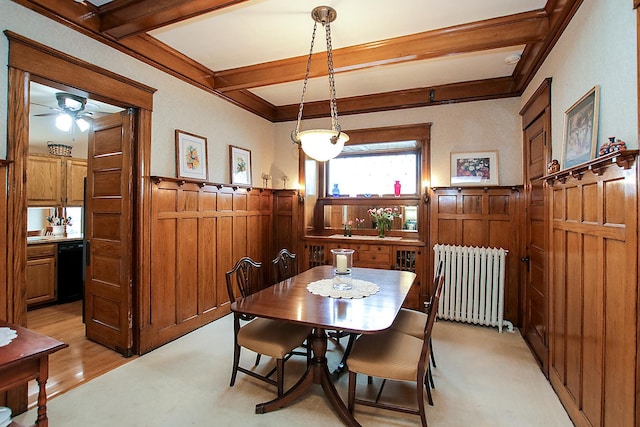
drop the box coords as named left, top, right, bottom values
left=175, top=130, right=208, bottom=181
left=561, top=85, right=600, bottom=169
left=450, top=151, right=499, bottom=186
left=230, top=145, right=252, bottom=185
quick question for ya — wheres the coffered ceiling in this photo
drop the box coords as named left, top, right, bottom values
left=16, top=0, right=582, bottom=122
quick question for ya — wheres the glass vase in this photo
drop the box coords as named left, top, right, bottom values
left=377, top=222, right=386, bottom=238
left=394, top=180, right=401, bottom=196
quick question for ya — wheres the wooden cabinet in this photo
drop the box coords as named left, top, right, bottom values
left=27, top=154, right=86, bottom=207
left=26, top=243, right=57, bottom=307
left=65, top=158, right=87, bottom=206
left=27, top=154, right=63, bottom=206
left=303, top=238, right=425, bottom=309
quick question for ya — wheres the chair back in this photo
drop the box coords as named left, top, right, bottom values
left=424, top=259, right=444, bottom=314
left=418, top=273, right=444, bottom=377
left=225, top=257, right=263, bottom=304
left=271, top=248, right=298, bottom=283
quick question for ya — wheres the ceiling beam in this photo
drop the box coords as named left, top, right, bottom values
left=99, top=0, right=250, bottom=40
left=214, top=10, right=549, bottom=92
left=513, top=0, right=583, bottom=92
left=261, top=77, right=518, bottom=123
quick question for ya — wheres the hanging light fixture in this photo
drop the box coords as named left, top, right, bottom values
left=291, top=6, right=349, bottom=162
left=53, top=92, right=91, bottom=133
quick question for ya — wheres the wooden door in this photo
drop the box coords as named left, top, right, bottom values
left=84, top=110, right=135, bottom=356
left=522, top=108, right=550, bottom=374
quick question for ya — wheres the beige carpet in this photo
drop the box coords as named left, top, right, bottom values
left=14, top=316, right=572, bottom=426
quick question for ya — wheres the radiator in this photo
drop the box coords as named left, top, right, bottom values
left=434, top=244, right=513, bottom=333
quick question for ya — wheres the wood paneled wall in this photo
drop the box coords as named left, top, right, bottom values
left=139, top=178, right=288, bottom=353
left=429, top=186, right=523, bottom=325
left=0, top=161, right=7, bottom=321
left=546, top=158, right=638, bottom=427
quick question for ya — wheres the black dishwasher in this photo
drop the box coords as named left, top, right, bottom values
left=57, top=241, right=84, bottom=303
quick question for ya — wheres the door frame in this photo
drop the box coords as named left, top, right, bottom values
left=519, top=77, right=552, bottom=374
left=5, top=31, right=155, bottom=352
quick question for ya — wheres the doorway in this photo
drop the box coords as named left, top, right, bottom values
left=5, top=32, right=155, bottom=412
left=24, top=81, right=130, bottom=405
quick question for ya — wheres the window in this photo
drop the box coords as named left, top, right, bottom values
left=327, top=145, right=418, bottom=196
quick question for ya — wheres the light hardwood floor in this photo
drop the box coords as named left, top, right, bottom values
left=26, top=301, right=135, bottom=408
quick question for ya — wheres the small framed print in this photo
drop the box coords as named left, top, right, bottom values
left=450, top=151, right=499, bottom=186
left=175, top=130, right=208, bottom=181
left=230, top=145, right=252, bottom=185
left=562, top=85, right=600, bottom=169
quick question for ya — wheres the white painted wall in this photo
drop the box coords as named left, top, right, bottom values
left=275, top=98, right=523, bottom=188
left=521, top=0, right=637, bottom=157
left=0, top=0, right=275, bottom=186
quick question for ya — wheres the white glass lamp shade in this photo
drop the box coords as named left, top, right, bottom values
left=55, top=114, right=72, bottom=131
left=76, top=117, right=90, bottom=132
left=299, top=129, right=349, bottom=162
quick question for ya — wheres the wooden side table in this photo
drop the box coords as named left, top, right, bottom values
left=0, top=322, right=67, bottom=427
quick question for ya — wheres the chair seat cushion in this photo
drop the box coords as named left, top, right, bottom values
left=347, top=331, right=423, bottom=382
left=238, top=318, right=310, bottom=359
left=390, top=308, right=427, bottom=339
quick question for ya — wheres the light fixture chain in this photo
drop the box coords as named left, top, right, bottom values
left=324, top=21, right=339, bottom=131
left=294, top=21, right=318, bottom=137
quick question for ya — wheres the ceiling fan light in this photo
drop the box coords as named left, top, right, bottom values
left=76, top=117, right=90, bottom=132
left=55, top=114, right=72, bottom=131
left=299, top=129, right=349, bottom=162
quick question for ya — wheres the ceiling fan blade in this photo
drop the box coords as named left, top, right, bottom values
left=33, top=112, right=60, bottom=117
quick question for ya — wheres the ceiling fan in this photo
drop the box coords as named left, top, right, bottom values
left=33, top=92, right=94, bottom=132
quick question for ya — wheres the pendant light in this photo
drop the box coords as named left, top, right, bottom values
left=291, top=6, right=349, bottom=162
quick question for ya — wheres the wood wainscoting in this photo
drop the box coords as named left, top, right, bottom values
left=139, top=178, right=296, bottom=354
left=544, top=151, right=638, bottom=427
left=429, top=186, right=524, bottom=326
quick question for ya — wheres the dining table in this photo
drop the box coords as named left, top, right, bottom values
left=230, top=265, right=416, bottom=427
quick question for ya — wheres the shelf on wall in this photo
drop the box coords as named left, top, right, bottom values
left=543, top=150, right=638, bottom=186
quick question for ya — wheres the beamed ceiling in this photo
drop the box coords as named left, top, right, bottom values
left=13, top=0, right=582, bottom=122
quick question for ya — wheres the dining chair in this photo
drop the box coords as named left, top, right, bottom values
left=226, top=257, right=311, bottom=397
left=390, top=260, right=443, bottom=378
left=346, top=272, right=444, bottom=427
left=271, top=248, right=298, bottom=283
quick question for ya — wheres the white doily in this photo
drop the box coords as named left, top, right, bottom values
left=0, top=327, right=17, bottom=347
left=307, top=279, right=380, bottom=299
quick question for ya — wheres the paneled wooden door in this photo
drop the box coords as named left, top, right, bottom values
left=522, top=104, right=550, bottom=374
left=85, top=110, right=135, bottom=356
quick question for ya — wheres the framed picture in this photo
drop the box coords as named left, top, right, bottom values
left=562, top=85, right=599, bottom=169
left=229, top=145, right=252, bottom=185
left=175, top=130, right=208, bottom=181
left=450, top=151, right=499, bottom=186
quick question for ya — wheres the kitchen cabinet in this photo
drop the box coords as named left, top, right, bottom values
left=27, top=154, right=87, bottom=207
left=26, top=243, right=57, bottom=307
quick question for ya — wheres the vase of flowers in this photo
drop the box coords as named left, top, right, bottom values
left=368, top=207, right=401, bottom=238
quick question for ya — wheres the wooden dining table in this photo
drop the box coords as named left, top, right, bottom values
left=0, top=321, right=68, bottom=427
left=230, top=265, right=416, bottom=427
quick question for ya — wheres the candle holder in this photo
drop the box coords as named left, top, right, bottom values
left=331, top=248, right=354, bottom=290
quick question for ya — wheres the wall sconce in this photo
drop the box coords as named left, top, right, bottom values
left=423, top=180, right=431, bottom=204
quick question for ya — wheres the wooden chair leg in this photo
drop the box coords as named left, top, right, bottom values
left=230, top=343, right=241, bottom=387
left=418, top=376, right=428, bottom=427
left=348, top=371, right=357, bottom=413
left=276, top=358, right=285, bottom=397
left=425, top=372, right=434, bottom=406
left=429, top=337, right=436, bottom=368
